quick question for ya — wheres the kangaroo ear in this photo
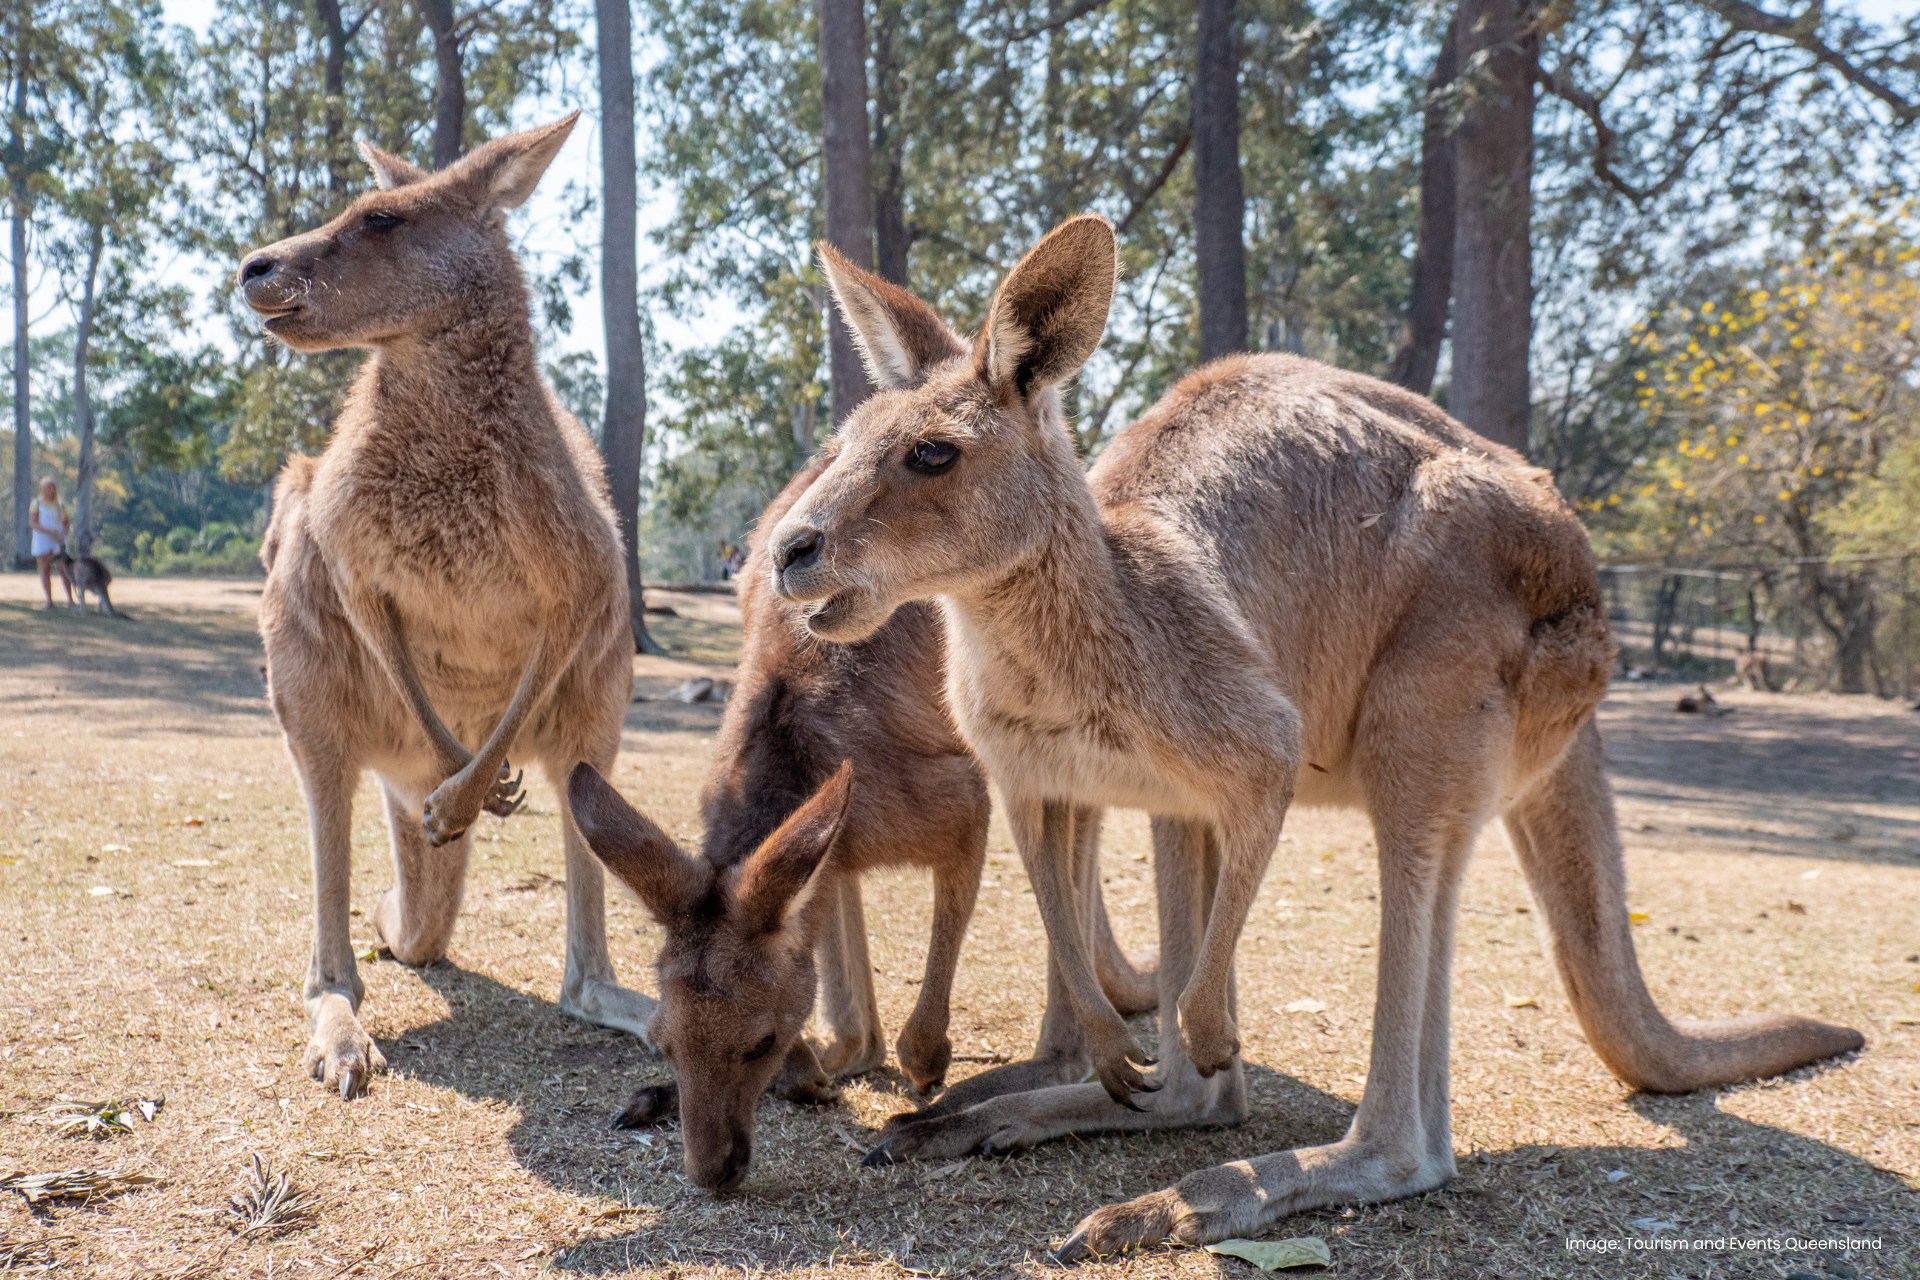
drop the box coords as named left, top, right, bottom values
left=358, top=141, right=427, bottom=190
left=453, top=111, right=580, bottom=211
left=975, top=214, right=1117, bottom=397
left=732, top=761, right=853, bottom=938
left=567, top=763, right=705, bottom=923
left=817, top=243, right=967, bottom=389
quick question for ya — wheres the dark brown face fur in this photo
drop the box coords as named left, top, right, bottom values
left=566, top=762, right=852, bottom=1192
left=236, top=114, right=578, bottom=352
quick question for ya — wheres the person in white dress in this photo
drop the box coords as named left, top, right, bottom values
left=28, top=477, right=75, bottom=610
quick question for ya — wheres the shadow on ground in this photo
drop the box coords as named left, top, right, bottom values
left=383, top=962, right=1903, bottom=1278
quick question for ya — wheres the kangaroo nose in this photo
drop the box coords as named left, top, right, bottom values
left=240, top=254, right=277, bottom=285
left=777, top=527, right=823, bottom=574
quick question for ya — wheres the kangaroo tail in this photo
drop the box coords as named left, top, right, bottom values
left=1502, top=720, right=1862, bottom=1093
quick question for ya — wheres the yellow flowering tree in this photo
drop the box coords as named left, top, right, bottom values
left=1598, top=210, right=1920, bottom=690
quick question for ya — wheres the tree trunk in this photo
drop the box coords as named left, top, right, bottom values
left=421, top=0, right=465, bottom=169
left=1193, top=0, right=1247, bottom=361
left=1449, top=0, right=1536, bottom=454
left=1387, top=19, right=1458, bottom=395
left=9, top=199, right=28, bottom=567
left=818, top=0, right=875, bottom=425
left=315, top=0, right=352, bottom=197
left=596, top=0, right=657, bottom=653
left=869, top=0, right=907, bottom=286
left=71, top=228, right=102, bottom=556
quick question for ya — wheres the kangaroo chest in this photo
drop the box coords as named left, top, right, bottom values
left=943, top=631, right=1209, bottom=818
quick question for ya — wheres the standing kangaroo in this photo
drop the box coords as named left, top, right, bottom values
left=566, top=458, right=1154, bottom=1191
left=242, top=115, right=652, bottom=1099
left=765, top=215, right=1863, bottom=1254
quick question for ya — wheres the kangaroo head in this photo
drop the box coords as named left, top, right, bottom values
left=767, top=214, right=1119, bottom=641
left=235, top=113, right=578, bottom=351
left=565, top=761, right=852, bottom=1193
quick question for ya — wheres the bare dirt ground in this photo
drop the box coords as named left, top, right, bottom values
left=1, top=573, right=1915, bottom=1280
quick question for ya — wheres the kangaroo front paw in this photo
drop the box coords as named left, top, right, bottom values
left=894, top=1026, right=952, bottom=1097
left=482, top=761, right=526, bottom=818
left=1087, top=1019, right=1160, bottom=1106
left=1177, top=999, right=1240, bottom=1078
left=304, top=1016, right=387, bottom=1100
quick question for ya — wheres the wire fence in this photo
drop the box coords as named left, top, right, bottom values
left=1598, top=553, right=1918, bottom=699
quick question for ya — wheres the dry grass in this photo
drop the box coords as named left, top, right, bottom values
left=0, top=573, right=1915, bottom=1279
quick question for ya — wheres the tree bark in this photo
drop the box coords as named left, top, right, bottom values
left=1193, top=0, right=1247, bottom=362
left=421, top=0, right=465, bottom=169
left=315, top=0, right=352, bottom=197
left=9, top=52, right=29, bottom=569
left=869, top=0, right=907, bottom=286
left=596, top=0, right=657, bottom=652
left=71, top=227, right=102, bottom=556
left=1449, top=0, right=1536, bottom=454
left=818, top=0, right=875, bottom=425
left=1387, top=19, right=1458, bottom=395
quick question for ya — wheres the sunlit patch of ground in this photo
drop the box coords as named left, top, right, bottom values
left=1, top=572, right=1914, bottom=1278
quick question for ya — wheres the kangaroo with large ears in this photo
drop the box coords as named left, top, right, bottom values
left=242, top=115, right=651, bottom=1098
left=765, top=214, right=1863, bottom=1256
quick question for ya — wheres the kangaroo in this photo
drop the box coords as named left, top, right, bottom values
left=762, top=215, right=1863, bottom=1256
left=59, top=550, right=117, bottom=616
left=240, top=114, right=652, bottom=1099
left=566, top=458, right=1155, bottom=1192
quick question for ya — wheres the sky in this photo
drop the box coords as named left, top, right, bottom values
left=129, top=0, right=1920, bottom=381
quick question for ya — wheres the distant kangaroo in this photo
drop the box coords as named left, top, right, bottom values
left=59, top=550, right=117, bottom=616
left=763, top=215, right=1863, bottom=1255
left=240, top=115, right=651, bottom=1099
left=567, top=458, right=1154, bottom=1192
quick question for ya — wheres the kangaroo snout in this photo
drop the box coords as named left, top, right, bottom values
left=775, top=526, right=823, bottom=575
left=240, top=253, right=277, bottom=284
left=687, top=1130, right=753, bottom=1194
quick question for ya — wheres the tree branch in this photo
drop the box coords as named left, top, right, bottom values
left=1696, top=0, right=1920, bottom=122
left=1116, top=126, right=1191, bottom=233
left=1003, top=0, right=1111, bottom=44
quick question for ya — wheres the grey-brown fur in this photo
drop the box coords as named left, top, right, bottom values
left=569, top=459, right=1154, bottom=1191
left=241, top=115, right=651, bottom=1099
left=59, top=551, right=116, bottom=616
left=768, top=215, right=1863, bottom=1255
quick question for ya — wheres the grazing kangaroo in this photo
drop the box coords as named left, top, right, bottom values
left=241, top=114, right=651, bottom=1099
left=58, top=551, right=116, bottom=616
left=567, top=458, right=1154, bottom=1192
left=764, top=215, right=1863, bottom=1255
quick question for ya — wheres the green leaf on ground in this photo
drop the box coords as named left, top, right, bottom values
left=1204, top=1236, right=1332, bottom=1270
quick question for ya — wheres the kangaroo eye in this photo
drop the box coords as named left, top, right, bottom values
left=363, top=210, right=403, bottom=231
left=742, top=1032, right=778, bottom=1063
left=905, top=438, right=959, bottom=475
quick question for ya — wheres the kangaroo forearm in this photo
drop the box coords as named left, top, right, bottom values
left=465, top=618, right=586, bottom=775
left=348, top=587, right=470, bottom=772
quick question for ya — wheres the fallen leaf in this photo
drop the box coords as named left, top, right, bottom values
left=1205, top=1237, right=1331, bottom=1270
left=1631, top=1217, right=1678, bottom=1233
left=182, top=816, right=205, bottom=827
left=88, top=886, right=118, bottom=898
left=1, top=1168, right=161, bottom=1204
left=921, top=1160, right=971, bottom=1182
left=1786, top=900, right=1807, bottom=914
left=1504, top=994, right=1538, bottom=1009
left=1357, top=512, right=1385, bottom=528
left=0, top=856, right=17, bottom=866
left=100, top=843, right=129, bottom=854
left=1606, top=1169, right=1630, bottom=1183
left=1628, top=912, right=1650, bottom=925
left=593, top=1204, right=648, bottom=1220
left=172, top=859, right=214, bottom=869
left=1284, top=998, right=1327, bottom=1014
left=1890, top=1016, right=1920, bottom=1026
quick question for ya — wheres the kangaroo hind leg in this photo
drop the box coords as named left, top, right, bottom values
left=1504, top=720, right=1861, bottom=1092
